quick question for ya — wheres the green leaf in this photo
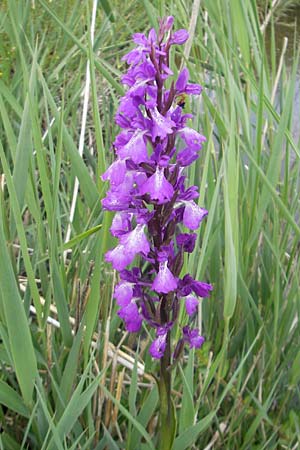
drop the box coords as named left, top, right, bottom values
left=0, top=209, right=38, bottom=406
left=178, top=354, right=195, bottom=433
left=62, top=224, right=102, bottom=251
left=99, top=383, right=155, bottom=450
left=173, top=412, right=215, bottom=450
left=0, top=380, right=30, bottom=417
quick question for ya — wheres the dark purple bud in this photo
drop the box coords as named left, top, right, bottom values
left=171, top=247, right=184, bottom=277
left=175, top=68, right=189, bottom=92
left=186, top=83, right=202, bottom=95
left=191, top=280, right=213, bottom=298
left=173, top=338, right=185, bottom=361
left=171, top=29, right=189, bottom=45
left=177, top=148, right=199, bottom=167
left=118, top=302, right=142, bottom=332
left=148, top=28, right=157, bottom=44
left=183, top=326, right=205, bottom=349
left=159, top=16, right=174, bottom=35
left=176, top=233, right=197, bottom=253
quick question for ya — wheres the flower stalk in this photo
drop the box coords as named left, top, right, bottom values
left=158, top=331, right=176, bottom=450
left=101, top=16, right=212, bottom=445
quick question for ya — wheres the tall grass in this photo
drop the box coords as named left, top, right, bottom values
left=0, top=0, right=299, bottom=448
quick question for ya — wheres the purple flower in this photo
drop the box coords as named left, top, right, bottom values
left=110, top=212, right=131, bottom=237
left=101, top=159, right=127, bottom=185
left=170, top=29, right=189, bottom=45
left=119, top=224, right=150, bottom=257
left=176, top=67, right=202, bottom=95
left=177, top=148, right=199, bottom=167
left=149, top=324, right=173, bottom=358
left=105, top=245, right=133, bottom=270
left=114, top=281, right=134, bottom=307
left=140, top=167, right=174, bottom=203
left=159, top=16, right=174, bottom=36
left=117, top=130, right=149, bottom=163
left=118, top=301, right=142, bottom=332
left=179, top=275, right=213, bottom=298
left=102, top=16, right=212, bottom=360
left=179, top=127, right=206, bottom=150
left=183, top=326, right=205, bottom=349
left=176, top=233, right=197, bottom=253
left=183, top=201, right=208, bottom=230
left=152, top=261, right=178, bottom=293
left=150, top=108, right=175, bottom=139
left=192, top=280, right=213, bottom=297
left=149, top=333, right=167, bottom=359
left=185, top=294, right=198, bottom=316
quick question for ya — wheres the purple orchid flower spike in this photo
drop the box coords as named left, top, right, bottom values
left=102, top=17, right=212, bottom=364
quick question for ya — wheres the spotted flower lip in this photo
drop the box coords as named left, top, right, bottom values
left=179, top=127, right=206, bottom=150
left=101, top=159, right=127, bottom=186
left=139, top=166, right=174, bottom=204
left=105, top=244, right=134, bottom=271
left=152, top=261, right=178, bottom=293
left=117, top=129, right=149, bottom=163
left=183, top=201, right=208, bottom=230
left=149, top=333, right=167, bottom=359
left=150, top=107, right=175, bottom=139
left=118, top=301, right=142, bottom=332
left=102, top=16, right=212, bottom=359
left=110, top=212, right=132, bottom=237
left=119, top=224, right=150, bottom=256
left=114, top=281, right=134, bottom=307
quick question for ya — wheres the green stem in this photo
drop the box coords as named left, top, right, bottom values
left=158, top=332, right=176, bottom=450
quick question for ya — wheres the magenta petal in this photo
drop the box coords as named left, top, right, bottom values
left=140, top=167, right=174, bottom=203
left=151, top=108, right=175, bottom=140
left=105, top=245, right=134, bottom=270
left=171, top=29, right=189, bottom=45
left=175, top=67, right=189, bottom=92
left=110, top=212, right=131, bottom=237
left=180, top=127, right=206, bottom=150
left=183, top=326, right=205, bottom=349
left=186, top=83, right=202, bottom=95
left=119, top=224, right=150, bottom=256
left=152, top=261, right=178, bottom=294
left=185, top=294, right=198, bottom=316
left=183, top=201, right=208, bottom=230
left=149, top=333, right=167, bottom=359
left=189, top=330, right=205, bottom=348
left=117, top=130, right=148, bottom=163
left=101, top=159, right=127, bottom=185
left=132, top=33, right=148, bottom=46
left=114, top=281, right=133, bottom=307
left=192, top=281, right=213, bottom=298
left=118, top=302, right=142, bottom=332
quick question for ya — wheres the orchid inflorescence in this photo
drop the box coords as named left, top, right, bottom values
left=102, top=16, right=212, bottom=360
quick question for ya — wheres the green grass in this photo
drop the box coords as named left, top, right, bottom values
left=0, top=0, right=299, bottom=448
